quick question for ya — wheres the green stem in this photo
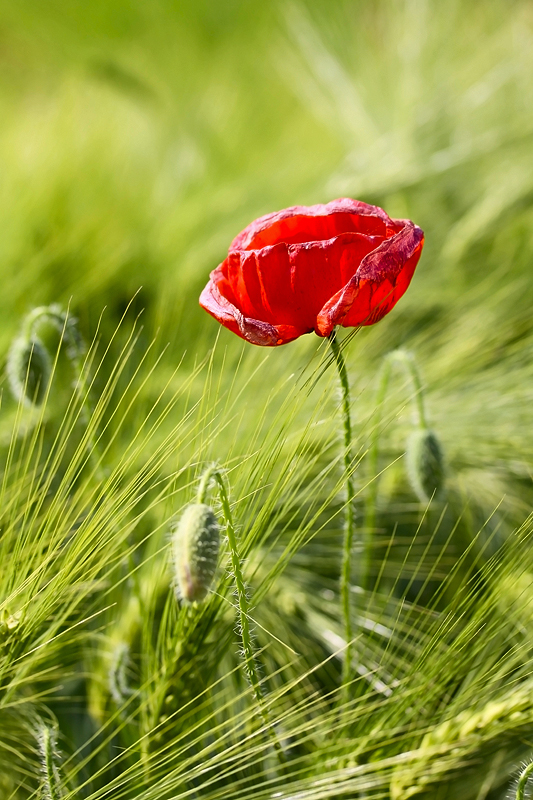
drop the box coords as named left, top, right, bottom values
left=328, top=331, right=358, bottom=690
left=197, top=465, right=217, bottom=504
left=516, top=761, right=533, bottom=800
left=38, top=724, right=62, bottom=800
left=22, top=306, right=55, bottom=340
left=201, top=466, right=284, bottom=762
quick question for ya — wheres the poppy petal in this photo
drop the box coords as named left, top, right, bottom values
left=287, top=232, right=386, bottom=329
left=199, top=273, right=306, bottom=346
left=232, top=198, right=393, bottom=250
left=200, top=199, right=424, bottom=346
left=316, top=223, right=424, bottom=336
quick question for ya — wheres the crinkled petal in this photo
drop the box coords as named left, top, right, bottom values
left=286, top=232, right=385, bottom=327
left=199, top=274, right=306, bottom=346
left=217, top=232, right=382, bottom=331
left=224, top=245, right=298, bottom=324
left=316, top=223, right=424, bottom=336
left=232, top=198, right=395, bottom=250
left=199, top=199, right=425, bottom=346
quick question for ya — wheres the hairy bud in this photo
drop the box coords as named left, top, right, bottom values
left=36, top=722, right=64, bottom=800
left=406, top=429, right=445, bottom=502
left=43, top=304, right=85, bottom=361
left=7, top=336, right=51, bottom=407
left=171, top=503, right=220, bottom=603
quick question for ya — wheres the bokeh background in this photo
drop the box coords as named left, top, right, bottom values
left=2, top=0, right=533, bottom=537
left=2, top=2, right=533, bottom=797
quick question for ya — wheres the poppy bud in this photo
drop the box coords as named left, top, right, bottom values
left=45, top=303, right=85, bottom=361
left=6, top=336, right=51, bottom=407
left=406, top=428, right=445, bottom=502
left=171, top=503, right=220, bottom=603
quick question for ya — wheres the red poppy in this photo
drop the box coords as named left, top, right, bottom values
left=199, top=198, right=424, bottom=346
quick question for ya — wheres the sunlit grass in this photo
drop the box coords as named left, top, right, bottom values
left=1, top=0, right=533, bottom=798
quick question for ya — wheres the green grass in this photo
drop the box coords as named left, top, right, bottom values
left=1, top=0, right=533, bottom=797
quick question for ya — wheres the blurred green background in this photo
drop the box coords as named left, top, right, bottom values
left=1, top=0, right=533, bottom=536
left=2, top=2, right=533, bottom=798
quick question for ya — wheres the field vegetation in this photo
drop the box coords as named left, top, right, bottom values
left=1, top=1, right=533, bottom=798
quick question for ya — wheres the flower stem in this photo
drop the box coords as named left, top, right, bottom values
left=516, top=761, right=533, bottom=800
left=328, top=331, right=358, bottom=691
left=37, top=724, right=63, bottom=800
left=198, top=465, right=284, bottom=763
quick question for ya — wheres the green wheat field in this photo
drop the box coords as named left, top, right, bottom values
left=1, top=1, right=533, bottom=798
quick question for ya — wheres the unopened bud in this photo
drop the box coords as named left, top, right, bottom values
left=171, top=503, right=220, bottom=603
left=7, top=336, right=51, bottom=407
left=406, top=429, right=445, bottom=502
left=45, top=304, right=84, bottom=360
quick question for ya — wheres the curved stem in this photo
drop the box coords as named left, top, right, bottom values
left=22, top=306, right=57, bottom=340
left=328, top=331, right=358, bottom=691
left=37, top=724, right=63, bottom=800
left=516, top=761, right=533, bottom=800
left=197, top=464, right=218, bottom=504
left=201, top=466, right=284, bottom=762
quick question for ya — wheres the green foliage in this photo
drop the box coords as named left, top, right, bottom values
left=0, top=0, right=532, bottom=798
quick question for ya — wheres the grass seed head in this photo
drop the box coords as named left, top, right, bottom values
left=171, top=503, right=220, bottom=603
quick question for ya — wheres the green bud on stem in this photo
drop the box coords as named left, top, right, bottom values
left=406, top=428, right=445, bottom=502
left=171, top=503, right=220, bottom=603
left=6, top=304, right=85, bottom=408
left=7, top=336, right=51, bottom=407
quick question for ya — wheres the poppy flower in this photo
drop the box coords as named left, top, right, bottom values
left=199, top=198, right=424, bottom=346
